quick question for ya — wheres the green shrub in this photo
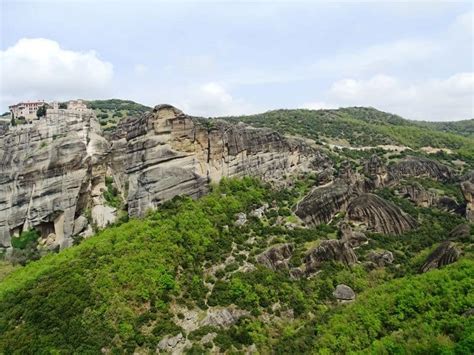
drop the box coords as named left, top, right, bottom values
left=11, top=229, right=40, bottom=250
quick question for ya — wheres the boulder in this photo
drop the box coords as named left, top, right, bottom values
left=364, top=154, right=387, bottom=189
left=157, top=332, right=185, bottom=351
left=388, top=156, right=453, bottom=182
left=333, top=284, right=355, bottom=301
left=398, top=183, right=435, bottom=207
left=72, top=215, right=88, bottom=235
left=91, top=205, right=116, bottom=229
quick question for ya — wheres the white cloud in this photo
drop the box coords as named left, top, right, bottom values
left=0, top=38, right=113, bottom=106
left=451, top=10, right=473, bottom=37
left=314, top=39, right=439, bottom=78
left=133, top=64, right=149, bottom=76
left=312, top=72, right=474, bottom=121
left=178, top=82, right=258, bottom=117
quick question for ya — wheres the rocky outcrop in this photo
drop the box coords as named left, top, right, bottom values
left=201, top=307, right=249, bottom=328
left=0, top=109, right=110, bottom=251
left=339, top=222, right=368, bottom=248
left=419, top=241, right=461, bottom=273
left=367, top=250, right=394, bottom=267
left=388, top=156, right=453, bottom=182
left=333, top=284, right=355, bottom=302
left=437, top=196, right=463, bottom=214
left=116, top=105, right=319, bottom=218
left=398, top=183, right=436, bottom=207
left=302, top=239, right=357, bottom=275
left=461, top=171, right=474, bottom=222
left=295, top=180, right=354, bottom=226
left=364, top=155, right=387, bottom=189
left=256, top=243, right=294, bottom=270
left=448, top=224, right=472, bottom=242
left=0, top=104, right=319, bottom=251
left=347, top=193, right=417, bottom=235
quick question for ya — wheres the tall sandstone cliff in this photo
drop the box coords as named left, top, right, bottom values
left=0, top=105, right=319, bottom=252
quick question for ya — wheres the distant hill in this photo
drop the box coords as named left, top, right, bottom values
left=85, top=99, right=151, bottom=130
left=416, top=119, right=474, bottom=138
left=220, top=107, right=474, bottom=163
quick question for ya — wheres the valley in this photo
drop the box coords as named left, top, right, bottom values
left=0, top=101, right=472, bottom=353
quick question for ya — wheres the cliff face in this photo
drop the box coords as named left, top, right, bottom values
left=0, top=109, right=110, bottom=250
left=114, top=105, right=317, bottom=217
left=0, top=105, right=318, bottom=252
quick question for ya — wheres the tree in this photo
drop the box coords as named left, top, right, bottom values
left=10, top=112, right=16, bottom=126
left=36, top=105, right=47, bottom=118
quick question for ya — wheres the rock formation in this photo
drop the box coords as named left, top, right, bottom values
left=256, top=243, right=294, bottom=270
left=367, top=250, right=394, bottom=267
left=387, top=156, right=453, bottom=182
left=339, top=222, right=368, bottom=248
left=0, top=105, right=320, bottom=252
left=398, top=183, right=436, bottom=207
left=347, top=193, right=417, bottom=235
left=333, top=284, right=356, bottom=302
left=364, top=154, right=387, bottom=189
left=461, top=171, right=474, bottom=222
left=302, top=239, right=357, bottom=274
left=0, top=109, right=110, bottom=250
left=295, top=180, right=354, bottom=226
left=419, top=241, right=461, bottom=273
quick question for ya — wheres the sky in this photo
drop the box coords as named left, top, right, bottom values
left=0, top=0, right=473, bottom=121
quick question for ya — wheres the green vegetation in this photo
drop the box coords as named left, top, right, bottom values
left=313, top=260, right=474, bottom=354
left=36, top=105, right=47, bottom=118
left=86, top=99, right=151, bottom=130
left=10, top=229, right=40, bottom=250
left=221, top=107, right=474, bottom=164
left=103, top=176, right=122, bottom=209
left=0, top=176, right=472, bottom=353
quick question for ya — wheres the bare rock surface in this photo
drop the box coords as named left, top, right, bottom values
left=368, top=250, right=394, bottom=267
left=295, top=180, right=354, bottom=226
left=388, top=156, right=453, bottom=182
left=461, top=171, right=474, bottom=222
left=333, top=284, right=356, bottom=301
left=0, top=104, right=319, bottom=251
left=339, top=222, right=368, bottom=248
left=201, top=307, right=249, bottom=328
left=398, top=183, right=436, bottom=207
left=347, top=193, right=417, bottom=235
left=419, top=241, right=461, bottom=273
left=303, top=239, right=357, bottom=275
left=256, top=243, right=294, bottom=270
